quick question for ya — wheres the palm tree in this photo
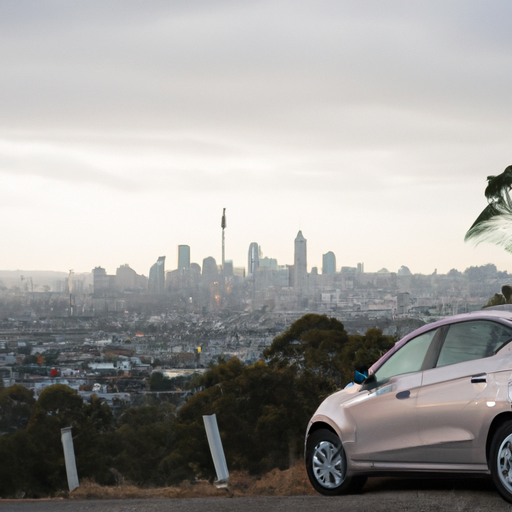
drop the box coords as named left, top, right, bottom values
left=465, top=165, right=512, bottom=252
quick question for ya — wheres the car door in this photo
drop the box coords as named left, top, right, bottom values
left=415, top=320, right=512, bottom=464
left=349, top=329, right=439, bottom=463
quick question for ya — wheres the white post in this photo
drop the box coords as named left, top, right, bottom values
left=61, top=427, right=79, bottom=492
left=203, top=414, right=229, bottom=487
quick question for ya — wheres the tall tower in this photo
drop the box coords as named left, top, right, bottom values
left=294, top=230, right=307, bottom=291
left=248, top=242, right=259, bottom=277
left=149, top=256, right=166, bottom=293
left=221, top=208, right=226, bottom=270
left=322, top=251, right=336, bottom=274
left=177, top=245, right=191, bottom=270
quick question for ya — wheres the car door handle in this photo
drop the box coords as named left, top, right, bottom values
left=471, top=374, right=486, bottom=383
left=396, top=390, right=410, bottom=399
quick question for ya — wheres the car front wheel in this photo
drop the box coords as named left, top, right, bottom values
left=305, top=428, right=366, bottom=496
left=490, top=422, right=512, bottom=503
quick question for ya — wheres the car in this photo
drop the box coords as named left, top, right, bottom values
left=304, top=305, right=512, bottom=503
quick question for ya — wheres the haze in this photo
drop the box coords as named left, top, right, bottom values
left=2, top=1, right=512, bottom=276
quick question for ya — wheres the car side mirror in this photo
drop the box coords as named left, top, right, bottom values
left=354, top=370, right=368, bottom=384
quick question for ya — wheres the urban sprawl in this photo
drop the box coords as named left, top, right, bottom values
left=0, top=230, right=508, bottom=407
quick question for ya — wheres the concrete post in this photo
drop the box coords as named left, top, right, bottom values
left=203, top=414, right=229, bottom=487
left=61, top=427, right=79, bottom=492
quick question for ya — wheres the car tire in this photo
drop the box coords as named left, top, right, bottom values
left=305, top=428, right=366, bottom=496
left=490, top=422, right=512, bottom=503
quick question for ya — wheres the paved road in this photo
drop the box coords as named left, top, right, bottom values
left=2, top=478, right=512, bottom=512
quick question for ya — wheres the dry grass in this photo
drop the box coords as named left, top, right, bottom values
left=69, top=461, right=316, bottom=500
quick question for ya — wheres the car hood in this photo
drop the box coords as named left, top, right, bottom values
left=314, top=382, right=365, bottom=414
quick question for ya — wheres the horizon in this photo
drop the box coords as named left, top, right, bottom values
left=0, top=257, right=509, bottom=279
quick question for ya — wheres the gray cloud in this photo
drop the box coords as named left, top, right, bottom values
left=0, top=138, right=137, bottom=190
left=3, top=1, right=512, bottom=137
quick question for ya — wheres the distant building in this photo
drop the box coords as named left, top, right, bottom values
left=177, top=245, right=191, bottom=270
left=233, top=266, right=246, bottom=278
left=93, top=266, right=115, bottom=296
left=148, top=256, right=166, bottom=293
left=116, top=264, right=147, bottom=291
left=259, top=257, right=278, bottom=270
left=116, top=264, right=136, bottom=290
left=247, top=242, right=260, bottom=277
left=224, top=260, right=234, bottom=277
left=322, top=251, right=336, bottom=275
left=397, top=292, right=412, bottom=314
left=93, top=267, right=107, bottom=295
left=398, top=265, right=412, bottom=276
left=293, top=230, right=307, bottom=291
left=202, top=256, right=218, bottom=283
left=275, top=265, right=290, bottom=287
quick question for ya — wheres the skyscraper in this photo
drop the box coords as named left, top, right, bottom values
left=202, top=256, right=218, bottom=283
left=322, top=251, right=336, bottom=274
left=247, top=242, right=259, bottom=277
left=177, top=245, right=191, bottom=270
left=148, top=256, right=166, bottom=293
left=116, top=264, right=137, bottom=290
left=92, top=266, right=108, bottom=296
left=293, top=230, right=307, bottom=291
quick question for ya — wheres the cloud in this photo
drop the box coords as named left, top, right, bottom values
left=0, top=137, right=136, bottom=190
left=2, top=0, right=512, bottom=138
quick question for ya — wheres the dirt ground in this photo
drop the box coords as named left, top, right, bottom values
left=69, top=461, right=316, bottom=500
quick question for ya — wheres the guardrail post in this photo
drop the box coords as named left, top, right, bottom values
left=61, top=427, right=79, bottom=492
left=203, top=414, right=229, bottom=487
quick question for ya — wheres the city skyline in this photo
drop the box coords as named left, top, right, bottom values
left=4, top=231, right=510, bottom=280
left=2, top=3, right=512, bottom=276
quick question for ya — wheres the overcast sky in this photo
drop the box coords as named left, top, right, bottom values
left=2, top=0, right=512, bottom=276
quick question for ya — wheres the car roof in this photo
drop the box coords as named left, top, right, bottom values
left=368, top=305, right=512, bottom=374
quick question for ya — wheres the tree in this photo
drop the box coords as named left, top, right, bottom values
left=149, top=371, right=175, bottom=391
left=484, top=285, right=512, bottom=308
left=263, top=314, right=348, bottom=387
left=264, top=314, right=395, bottom=389
left=110, top=403, right=176, bottom=486
left=18, top=385, right=119, bottom=496
left=339, top=328, right=395, bottom=384
left=465, top=165, right=512, bottom=251
left=30, top=384, right=85, bottom=427
left=0, top=384, right=35, bottom=434
left=161, top=316, right=395, bottom=484
left=164, top=357, right=332, bottom=482
left=21, top=385, right=88, bottom=495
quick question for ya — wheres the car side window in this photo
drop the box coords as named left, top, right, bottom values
left=436, top=320, right=512, bottom=367
left=372, top=329, right=438, bottom=383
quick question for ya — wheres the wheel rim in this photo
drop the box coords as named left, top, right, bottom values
left=312, top=439, right=345, bottom=489
left=498, top=433, right=512, bottom=492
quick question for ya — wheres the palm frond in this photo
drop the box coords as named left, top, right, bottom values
left=485, top=166, right=512, bottom=201
left=465, top=165, right=512, bottom=252
left=464, top=212, right=512, bottom=253
left=465, top=201, right=506, bottom=235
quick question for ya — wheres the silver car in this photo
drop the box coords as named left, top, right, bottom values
left=305, top=306, right=512, bottom=503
